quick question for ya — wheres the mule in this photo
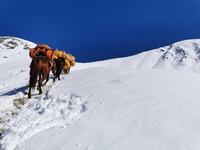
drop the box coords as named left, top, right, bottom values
left=53, top=58, right=65, bottom=82
left=28, top=56, right=52, bottom=98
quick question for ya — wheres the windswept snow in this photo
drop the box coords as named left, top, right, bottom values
left=1, top=85, right=87, bottom=150
left=75, top=39, right=200, bottom=73
left=0, top=36, right=35, bottom=50
left=16, top=68, right=200, bottom=150
left=1, top=37, right=200, bottom=150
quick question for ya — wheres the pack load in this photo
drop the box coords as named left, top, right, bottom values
left=53, top=50, right=76, bottom=74
left=29, top=44, right=56, bottom=60
left=29, top=45, right=76, bottom=74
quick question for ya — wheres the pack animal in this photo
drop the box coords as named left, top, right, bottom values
left=53, top=58, right=65, bottom=82
left=28, top=56, right=52, bottom=98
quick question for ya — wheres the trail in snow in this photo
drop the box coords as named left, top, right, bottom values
left=0, top=78, right=87, bottom=150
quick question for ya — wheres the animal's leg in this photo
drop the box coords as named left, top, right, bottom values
left=53, top=69, right=57, bottom=82
left=52, top=61, right=56, bottom=75
left=28, top=86, right=31, bottom=98
left=58, top=66, right=63, bottom=80
left=57, top=70, right=61, bottom=80
left=38, top=73, right=42, bottom=94
left=53, top=75, right=56, bottom=82
left=39, top=68, right=47, bottom=86
left=47, top=73, right=49, bottom=82
left=44, top=73, right=49, bottom=85
left=38, top=83, right=42, bottom=94
left=58, top=74, right=61, bottom=80
left=54, top=70, right=59, bottom=81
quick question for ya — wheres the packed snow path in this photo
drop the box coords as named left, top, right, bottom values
left=0, top=78, right=87, bottom=150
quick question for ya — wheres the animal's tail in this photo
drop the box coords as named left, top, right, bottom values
left=29, top=60, right=39, bottom=88
left=29, top=72, right=39, bottom=88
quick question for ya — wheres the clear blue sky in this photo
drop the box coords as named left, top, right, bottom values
left=1, top=0, right=200, bottom=62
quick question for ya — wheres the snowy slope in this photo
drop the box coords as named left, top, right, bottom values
left=0, top=36, right=35, bottom=50
left=16, top=68, right=200, bottom=150
left=1, top=37, right=200, bottom=150
left=75, top=39, right=200, bottom=73
left=0, top=37, right=35, bottom=112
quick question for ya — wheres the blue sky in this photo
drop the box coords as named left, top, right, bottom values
left=1, top=0, right=200, bottom=62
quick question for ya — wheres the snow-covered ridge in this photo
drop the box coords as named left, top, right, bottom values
left=0, top=36, right=35, bottom=50
left=2, top=36, right=200, bottom=73
left=76, top=39, right=200, bottom=73
left=0, top=37, right=36, bottom=65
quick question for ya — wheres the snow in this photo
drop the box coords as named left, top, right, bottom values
left=14, top=68, right=200, bottom=150
left=75, top=39, right=200, bottom=73
left=1, top=37, right=200, bottom=150
left=1, top=89, right=87, bottom=150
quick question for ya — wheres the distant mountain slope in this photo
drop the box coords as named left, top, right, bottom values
left=1, top=36, right=200, bottom=73
left=76, top=39, right=200, bottom=73
left=0, top=37, right=36, bottom=66
left=0, top=36, right=35, bottom=50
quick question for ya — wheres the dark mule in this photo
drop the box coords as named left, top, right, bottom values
left=51, top=60, right=56, bottom=76
left=53, top=58, right=64, bottom=82
left=28, top=56, right=52, bottom=98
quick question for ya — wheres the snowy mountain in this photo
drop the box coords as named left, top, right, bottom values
left=1, top=37, right=200, bottom=150
left=0, top=36, right=35, bottom=50
left=76, top=39, right=200, bottom=73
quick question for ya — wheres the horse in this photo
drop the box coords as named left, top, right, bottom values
left=28, top=56, right=52, bottom=98
left=53, top=58, right=65, bottom=82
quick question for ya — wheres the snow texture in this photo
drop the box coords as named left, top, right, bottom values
left=1, top=37, right=200, bottom=150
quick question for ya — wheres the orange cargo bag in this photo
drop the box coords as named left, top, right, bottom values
left=29, top=48, right=36, bottom=58
left=46, top=49, right=54, bottom=60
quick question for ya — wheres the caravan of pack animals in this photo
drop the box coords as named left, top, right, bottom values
left=28, top=44, right=75, bottom=98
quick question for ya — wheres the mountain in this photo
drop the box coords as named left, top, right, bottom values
left=76, top=39, right=200, bottom=73
left=1, top=37, right=200, bottom=150
left=0, top=36, right=35, bottom=50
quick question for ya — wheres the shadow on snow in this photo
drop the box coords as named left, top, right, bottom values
left=0, top=85, right=28, bottom=96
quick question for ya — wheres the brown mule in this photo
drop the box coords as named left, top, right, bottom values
left=53, top=58, right=65, bottom=82
left=28, top=56, right=52, bottom=98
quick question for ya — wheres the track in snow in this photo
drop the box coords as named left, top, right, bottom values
left=0, top=78, right=87, bottom=150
